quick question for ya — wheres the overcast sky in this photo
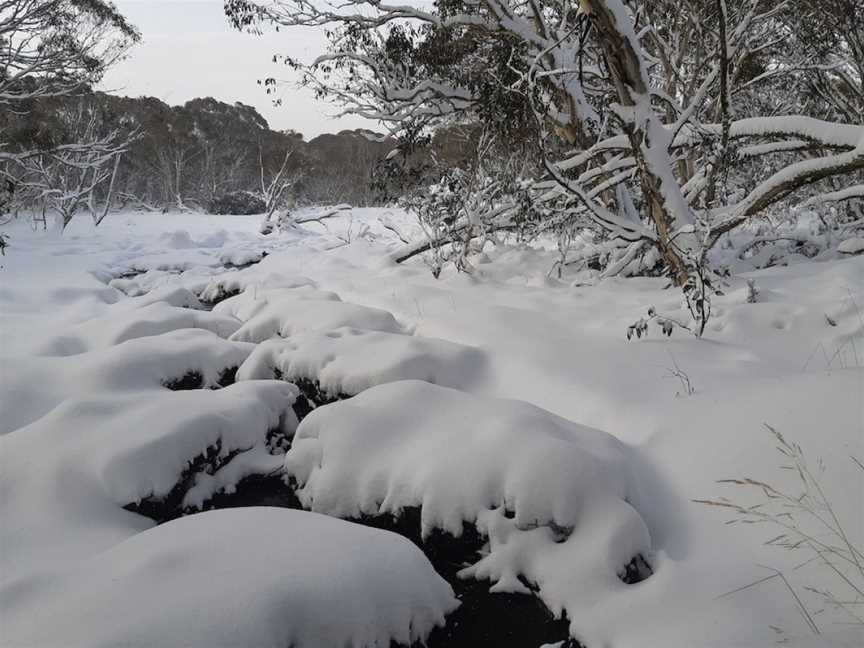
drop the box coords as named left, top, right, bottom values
left=98, top=0, right=376, bottom=138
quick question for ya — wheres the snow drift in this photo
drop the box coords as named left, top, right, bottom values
left=214, top=284, right=403, bottom=342
left=237, top=326, right=487, bottom=395
left=284, top=380, right=652, bottom=639
left=0, top=507, right=458, bottom=648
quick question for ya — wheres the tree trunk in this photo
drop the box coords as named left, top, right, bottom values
left=95, top=154, right=122, bottom=227
left=583, top=0, right=692, bottom=285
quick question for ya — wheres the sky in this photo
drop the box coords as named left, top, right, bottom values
left=98, top=0, right=376, bottom=139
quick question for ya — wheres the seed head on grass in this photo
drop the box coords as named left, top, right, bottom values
left=695, top=424, right=864, bottom=632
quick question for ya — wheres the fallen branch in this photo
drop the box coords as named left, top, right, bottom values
left=292, top=204, right=352, bottom=226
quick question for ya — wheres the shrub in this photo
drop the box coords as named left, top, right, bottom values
left=208, top=191, right=266, bottom=216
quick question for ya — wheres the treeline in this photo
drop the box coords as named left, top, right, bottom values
left=0, top=86, right=396, bottom=216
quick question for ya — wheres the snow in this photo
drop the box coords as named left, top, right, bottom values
left=838, top=237, right=864, bottom=254
left=181, top=444, right=285, bottom=510
left=558, top=115, right=864, bottom=175
left=36, top=298, right=240, bottom=355
left=0, top=209, right=861, bottom=648
left=805, top=184, right=864, bottom=206
left=0, top=379, right=298, bottom=582
left=1, top=507, right=457, bottom=648
left=724, top=115, right=864, bottom=149
left=0, top=328, right=253, bottom=434
left=199, top=272, right=317, bottom=304
left=237, top=327, right=487, bottom=395
left=215, top=284, right=405, bottom=342
left=219, top=247, right=265, bottom=267
left=285, top=380, right=639, bottom=536
left=723, top=137, right=864, bottom=227
left=284, top=379, right=652, bottom=642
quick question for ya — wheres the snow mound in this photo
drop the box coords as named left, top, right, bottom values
left=237, top=326, right=486, bottom=396
left=0, top=380, right=298, bottom=581
left=284, top=380, right=651, bottom=637
left=181, top=444, right=286, bottom=510
left=219, top=248, right=265, bottom=267
left=158, top=229, right=196, bottom=249
left=37, top=299, right=240, bottom=355
left=106, top=268, right=214, bottom=298
left=199, top=272, right=316, bottom=304
left=837, top=237, right=864, bottom=254
left=215, top=286, right=403, bottom=342
left=0, top=328, right=254, bottom=434
left=0, top=508, right=458, bottom=648
left=112, top=285, right=204, bottom=311
left=198, top=228, right=230, bottom=248
left=107, top=275, right=150, bottom=297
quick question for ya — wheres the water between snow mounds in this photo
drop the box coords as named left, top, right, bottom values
left=98, top=244, right=269, bottom=303
left=127, top=476, right=586, bottom=648
left=81, top=274, right=651, bottom=648
left=127, top=344, right=652, bottom=648
left=119, top=403, right=582, bottom=648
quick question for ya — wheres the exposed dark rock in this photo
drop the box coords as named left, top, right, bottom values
left=112, top=267, right=147, bottom=281
left=162, top=371, right=204, bottom=391
left=217, top=366, right=238, bottom=388
left=619, top=553, right=653, bottom=584
left=131, top=375, right=642, bottom=648
left=130, top=463, right=585, bottom=648
left=270, top=369, right=351, bottom=422
left=197, top=286, right=242, bottom=310
left=291, top=378, right=350, bottom=420
left=194, top=474, right=302, bottom=512
left=160, top=367, right=238, bottom=391
left=123, top=434, right=282, bottom=524
left=356, top=507, right=581, bottom=648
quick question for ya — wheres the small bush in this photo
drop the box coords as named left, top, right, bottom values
left=208, top=191, right=266, bottom=215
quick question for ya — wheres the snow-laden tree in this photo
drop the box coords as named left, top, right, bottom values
left=226, top=0, right=864, bottom=305
left=0, top=0, right=139, bottom=227
left=0, top=0, right=138, bottom=138
left=0, top=0, right=137, bottom=104
left=395, top=128, right=544, bottom=273
left=9, top=100, right=130, bottom=230
left=257, top=145, right=300, bottom=231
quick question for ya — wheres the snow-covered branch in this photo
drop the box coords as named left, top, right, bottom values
left=0, top=0, right=138, bottom=105
left=7, top=107, right=135, bottom=230
left=803, top=185, right=864, bottom=207
left=227, top=0, right=864, bottom=284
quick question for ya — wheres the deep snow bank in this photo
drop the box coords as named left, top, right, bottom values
left=0, top=328, right=253, bottom=434
left=285, top=380, right=652, bottom=638
left=237, top=326, right=486, bottom=395
left=0, top=380, right=298, bottom=582
left=37, top=292, right=240, bottom=355
left=214, top=284, right=404, bottom=342
left=0, top=211, right=860, bottom=648
left=1, top=507, right=457, bottom=648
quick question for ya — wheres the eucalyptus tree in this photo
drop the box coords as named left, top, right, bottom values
left=226, top=0, right=863, bottom=315
left=1, top=0, right=139, bottom=226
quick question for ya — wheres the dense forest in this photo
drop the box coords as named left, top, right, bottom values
left=0, top=86, right=398, bottom=216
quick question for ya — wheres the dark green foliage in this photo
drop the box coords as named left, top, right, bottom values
left=208, top=190, right=266, bottom=215
left=1, top=89, right=398, bottom=209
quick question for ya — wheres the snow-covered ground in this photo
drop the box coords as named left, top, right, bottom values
left=0, top=209, right=861, bottom=648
